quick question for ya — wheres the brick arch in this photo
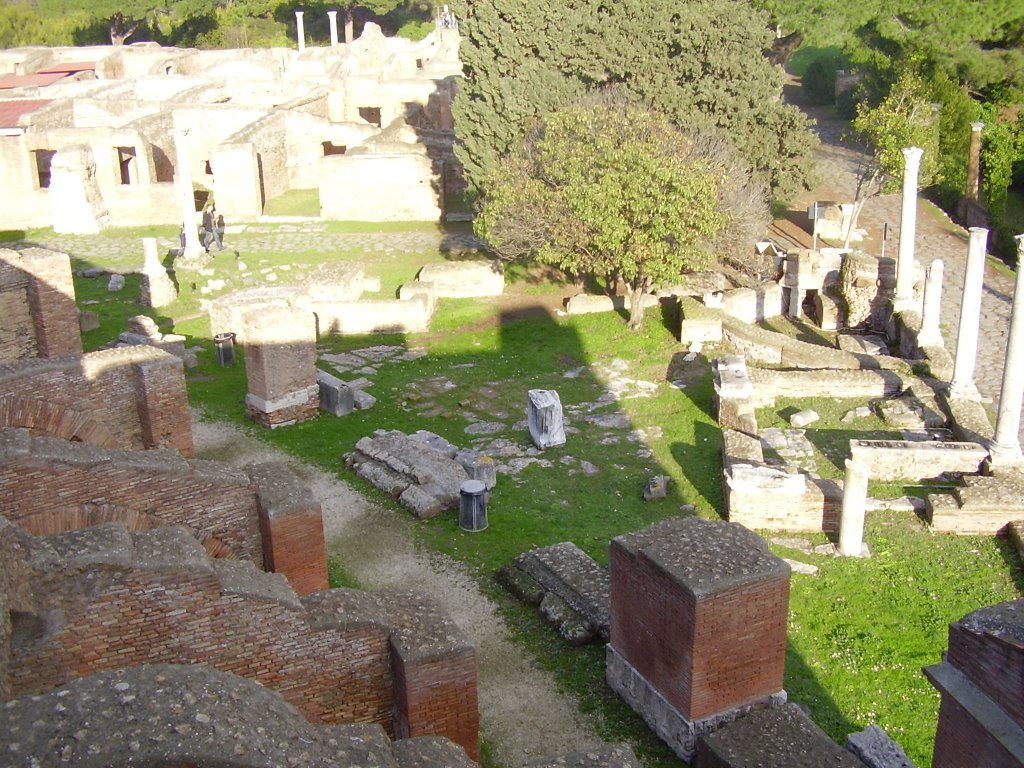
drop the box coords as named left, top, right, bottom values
left=12, top=506, right=237, bottom=560
left=0, top=395, right=118, bottom=448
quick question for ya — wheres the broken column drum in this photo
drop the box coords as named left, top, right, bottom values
left=527, top=389, right=566, bottom=449
left=459, top=480, right=488, bottom=532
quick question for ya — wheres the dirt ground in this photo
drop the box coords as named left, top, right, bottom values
left=191, top=415, right=604, bottom=767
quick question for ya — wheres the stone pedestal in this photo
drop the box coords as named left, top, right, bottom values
left=527, top=389, right=565, bottom=449
left=894, top=147, right=924, bottom=311
left=607, top=517, right=790, bottom=761
left=988, top=235, right=1024, bottom=469
left=139, top=237, right=177, bottom=308
left=838, top=459, right=869, bottom=557
left=950, top=228, right=989, bottom=400
left=243, top=307, right=319, bottom=428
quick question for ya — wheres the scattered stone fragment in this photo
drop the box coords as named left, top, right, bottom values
left=783, top=558, right=819, bottom=576
left=643, top=476, right=669, bottom=500
left=790, top=409, right=820, bottom=428
left=107, top=274, right=125, bottom=291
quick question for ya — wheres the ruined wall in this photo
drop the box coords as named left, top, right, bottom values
left=0, top=247, right=81, bottom=362
left=0, top=345, right=193, bottom=456
left=320, top=151, right=441, bottom=222
left=3, top=523, right=478, bottom=757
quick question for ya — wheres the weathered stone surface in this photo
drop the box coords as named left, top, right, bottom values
left=454, top=448, right=497, bottom=489
left=393, top=736, right=477, bottom=768
left=107, top=273, right=125, bottom=291
left=510, top=541, right=610, bottom=640
left=927, top=470, right=1024, bottom=534
left=496, top=563, right=545, bottom=605
left=416, top=260, right=504, bottom=297
left=345, top=429, right=470, bottom=518
left=539, top=591, right=594, bottom=645
left=523, top=744, right=642, bottom=767
left=528, top=389, right=566, bottom=449
left=317, top=369, right=355, bottom=416
left=790, top=409, right=819, bottom=428
left=697, top=703, right=869, bottom=768
left=846, top=725, right=918, bottom=768
left=849, top=439, right=986, bottom=481
left=643, top=475, right=670, bottom=500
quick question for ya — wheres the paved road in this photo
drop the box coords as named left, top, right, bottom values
left=783, top=100, right=1020, bottom=440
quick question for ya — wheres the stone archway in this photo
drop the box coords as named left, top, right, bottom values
left=0, top=395, right=118, bottom=448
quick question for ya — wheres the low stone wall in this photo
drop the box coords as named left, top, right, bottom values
left=849, top=439, right=987, bottom=481
left=416, top=259, right=504, bottom=298
left=0, top=664, right=478, bottom=768
left=0, top=345, right=193, bottom=456
left=927, top=471, right=1024, bottom=534
left=747, top=367, right=907, bottom=408
left=0, top=428, right=327, bottom=594
left=2, top=522, right=478, bottom=759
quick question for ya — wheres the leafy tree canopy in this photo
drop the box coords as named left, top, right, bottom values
left=476, top=99, right=733, bottom=329
left=451, top=0, right=817, bottom=202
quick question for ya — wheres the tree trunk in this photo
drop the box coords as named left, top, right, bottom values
left=344, top=10, right=354, bottom=43
left=626, top=279, right=650, bottom=330
left=843, top=197, right=869, bottom=250
left=109, top=13, right=141, bottom=46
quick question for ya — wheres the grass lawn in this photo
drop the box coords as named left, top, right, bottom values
left=49, top=223, right=1024, bottom=768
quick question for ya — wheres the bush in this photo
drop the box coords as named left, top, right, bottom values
left=803, top=56, right=840, bottom=105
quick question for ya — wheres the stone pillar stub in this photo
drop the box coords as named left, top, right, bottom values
left=243, top=306, right=319, bottom=428
left=950, top=227, right=989, bottom=400
left=327, top=10, right=339, bottom=45
left=607, top=517, right=790, bottom=761
left=894, top=147, right=924, bottom=311
left=295, top=10, right=305, bottom=53
left=988, top=235, right=1024, bottom=468
left=918, top=259, right=945, bottom=347
left=527, top=389, right=565, bottom=449
left=838, top=458, right=870, bottom=557
left=140, top=237, right=177, bottom=309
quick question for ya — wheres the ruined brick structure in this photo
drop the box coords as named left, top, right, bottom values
left=0, top=247, right=81, bottom=362
left=0, top=345, right=193, bottom=455
left=0, top=520, right=479, bottom=760
left=606, top=517, right=790, bottom=760
left=925, top=599, right=1024, bottom=768
left=0, top=429, right=327, bottom=593
left=243, top=306, right=320, bottom=428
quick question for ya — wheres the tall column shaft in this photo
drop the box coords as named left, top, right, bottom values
left=966, top=123, right=984, bottom=201
left=989, top=235, right=1024, bottom=467
left=172, top=132, right=200, bottom=254
left=918, top=259, right=945, bottom=347
left=295, top=10, right=305, bottom=52
left=839, top=459, right=870, bottom=557
left=950, top=227, right=989, bottom=398
left=895, top=147, right=925, bottom=309
left=328, top=10, right=339, bottom=45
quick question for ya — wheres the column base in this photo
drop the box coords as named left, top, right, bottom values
left=947, top=381, right=985, bottom=402
left=174, top=247, right=212, bottom=271
left=605, top=645, right=786, bottom=761
left=985, top=441, right=1024, bottom=471
left=245, top=386, right=320, bottom=428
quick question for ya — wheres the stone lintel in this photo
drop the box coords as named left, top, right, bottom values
left=611, top=517, right=789, bottom=600
left=606, top=645, right=786, bottom=761
left=924, top=661, right=1024, bottom=763
left=245, top=384, right=319, bottom=414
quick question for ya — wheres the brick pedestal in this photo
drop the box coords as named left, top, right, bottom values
left=925, top=599, right=1024, bottom=768
left=243, top=306, right=319, bottom=428
left=607, top=517, right=790, bottom=760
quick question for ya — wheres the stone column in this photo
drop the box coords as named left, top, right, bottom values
left=966, top=122, right=984, bottom=201
left=917, top=259, right=945, bottom=347
left=949, top=227, right=989, bottom=399
left=327, top=10, right=339, bottom=45
left=894, top=147, right=924, bottom=311
left=172, top=131, right=202, bottom=257
left=838, top=459, right=869, bottom=557
left=295, top=10, right=305, bottom=52
left=988, top=235, right=1024, bottom=468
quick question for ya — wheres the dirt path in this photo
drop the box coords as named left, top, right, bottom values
left=191, top=414, right=603, bottom=767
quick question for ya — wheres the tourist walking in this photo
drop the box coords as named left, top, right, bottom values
left=214, top=213, right=225, bottom=251
left=202, top=203, right=216, bottom=253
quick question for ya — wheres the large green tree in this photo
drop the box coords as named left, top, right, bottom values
left=451, top=0, right=817, bottom=202
left=476, top=101, right=730, bottom=330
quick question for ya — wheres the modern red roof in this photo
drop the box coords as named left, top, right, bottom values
left=36, top=61, right=96, bottom=75
left=0, top=99, right=53, bottom=129
left=0, top=73, right=68, bottom=89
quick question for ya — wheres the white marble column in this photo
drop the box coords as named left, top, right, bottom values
left=327, top=10, right=339, bottom=45
left=839, top=458, right=870, bottom=557
left=894, top=147, right=924, bottom=311
left=172, top=131, right=201, bottom=256
left=917, top=259, right=945, bottom=347
left=949, top=227, right=989, bottom=399
left=988, top=235, right=1024, bottom=468
left=295, top=10, right=306, bottom=52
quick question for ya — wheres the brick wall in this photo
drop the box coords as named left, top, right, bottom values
left=0, top=345, right=193, bottom=455
left=0, top=247, right=81, bottom=362
left=4, top=524, right=477, bottom=754
left=0, top=430, right=328, bottom=594
left=932, top=692, right=1020, bottom=768
left=946, top=610, right=1024, bottom=728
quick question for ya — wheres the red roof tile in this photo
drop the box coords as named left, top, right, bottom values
left=36, top=61, right=97, bottom=75
left=0, top=99, right=53, bottom=129
left=0, top=73, right=68, bottom=89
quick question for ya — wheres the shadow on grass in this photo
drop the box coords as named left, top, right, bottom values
left=671, top=421, right=725, bottom=519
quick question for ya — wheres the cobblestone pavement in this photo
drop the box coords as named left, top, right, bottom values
left=783, top=101, right=1020, bottom=441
